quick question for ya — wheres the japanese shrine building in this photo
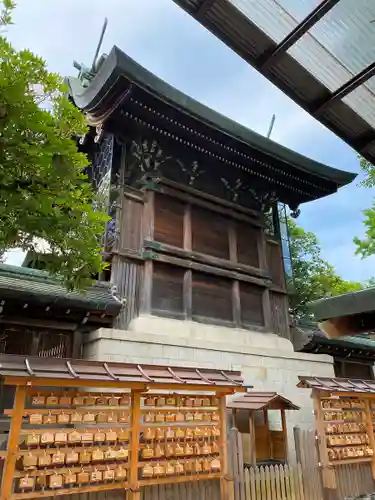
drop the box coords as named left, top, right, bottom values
left=67, top=45, right=356, bottom=456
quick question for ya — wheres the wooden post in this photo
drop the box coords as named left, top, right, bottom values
left=281, top=409, right=288, bottom=462
left=141, top=189, right=155, bottom=315
left=219, top=394, right=229, bottom=500
left=263, top=408, right=271, bottom=459
left=30, top=331, right=41, bottom=356
left=232, top=281, right=241, bottom=327
left=72, top=330, right=83, bottom=358
left=249, top=412, right=256, bottom=466
left=1, top=385, right=26, bottom=500
left=364, top=399, right=375, bottom=478
left=128, top=389, right=142, bottom=500
left=312, top=391, right=337, bottom=491
left=140, top=260, right=153, bottom=314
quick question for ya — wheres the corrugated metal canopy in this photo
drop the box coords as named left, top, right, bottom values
left=173, top=0, right=375, bottom=165
left=298, top=375, right=375, bottom=394
left=228, top=391, right=299, bottom=410
left=0, top=354, right=244, bottom=389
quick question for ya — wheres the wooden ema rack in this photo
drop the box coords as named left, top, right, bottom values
left=313, top=392, right=375, bottom=489
left=0, top=367, right=244, bottom=500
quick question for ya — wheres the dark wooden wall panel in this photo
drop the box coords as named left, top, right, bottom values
left=191, top=206, right=229, bottom=260
left=111, top=256, right=143, bottom=329
left=239, top=282, right=264, bottom=327
left=119, top=195, right=144, bottom=252
left=192, top=272, right=232, bottom=322
left=154, top=193, right=184, bottom=248
left=270, top=291, right=290, bottom=339
left=152, top=262, right=184, bottom=316
left=266, top=240, right=286, bottom=289
left=236, top=221, right=259, bottom=268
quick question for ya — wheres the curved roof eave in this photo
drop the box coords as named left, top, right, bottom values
left=310, top=287, right=375, bottom=322
left=68, top=45, right=356, bottom=188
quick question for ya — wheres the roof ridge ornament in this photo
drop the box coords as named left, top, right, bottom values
left=72, top=18, right=108, bottom=87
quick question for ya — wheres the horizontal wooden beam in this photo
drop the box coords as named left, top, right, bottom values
left=3, top=376, right=243, bottom=393
left=144, top=239, right=270, bottom=279
left=151, top=177, right=264, bottom=227
left=139, top=472, right=221, bottom=487
left=145, top=249, right=287, bottom=295
left=0, top=317, right=78, bottom=331
left=11, top=480, right=131, bottom=499
left=145, top=250, right=269, bottom=288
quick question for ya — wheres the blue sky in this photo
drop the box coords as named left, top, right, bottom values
left=5, top=0, right=375, bottom=281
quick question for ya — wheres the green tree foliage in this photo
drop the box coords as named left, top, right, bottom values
left=354, top=157, right=375, bottom=258
left=0, top=1, right=108, bottom=289
left=287, top=218, right=363, bottom=320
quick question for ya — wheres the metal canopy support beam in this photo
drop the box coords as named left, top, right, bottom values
left=257, top=0, right=341, bottom=70
left=356, top=131, right=375, bottom=154
left=313, top=61, right=375, bottom=116
left=196, top=0, right=217, bottom=19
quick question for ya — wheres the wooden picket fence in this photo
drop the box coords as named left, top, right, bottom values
left=242, top=464, right=305, bottom=500
left=229, top=427, right=305, bottom=500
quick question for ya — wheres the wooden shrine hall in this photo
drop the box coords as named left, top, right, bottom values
left=67, top=45, right=356, bottom=344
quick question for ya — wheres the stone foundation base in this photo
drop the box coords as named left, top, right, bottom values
left=84, top=315, right=334, bottom=461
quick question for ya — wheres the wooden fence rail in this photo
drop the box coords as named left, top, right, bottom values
left=141, top=479, right=221, bottom=500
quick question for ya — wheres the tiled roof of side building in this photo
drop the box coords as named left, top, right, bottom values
left=0, top=264, right=122, bottom=315
left=310, top=287, right=375, bottom=322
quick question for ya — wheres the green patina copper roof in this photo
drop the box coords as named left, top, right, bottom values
left=68, top=46, right=356, bottom=191
left=310, top=288, right=375, bottom=322
left=293, top=326, right=375, bottom=360
left=0, top=264, right=121, bottom=315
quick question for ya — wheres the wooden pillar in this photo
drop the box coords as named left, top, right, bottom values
left=218, top=394, right=229, bottom=500
left=140, top=190, right=155, bottom=314
left=72, top=330, right=83, bottom=358
left=281, top=409, right=288, bottom=462
left=249, top=412, right=256, bottom=466
left=1, top=385, right=26, bottom=500
left=313, top=391, right=337, bottom=490
left=183, top=203, right=192, bottom=320
left=263, top=408, right=271, bottom=459
left=30, top=331, right=40, bottom=356
left=258, top=227, right=272, bottom=331
left=128, top=389, right=142, bottom=500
